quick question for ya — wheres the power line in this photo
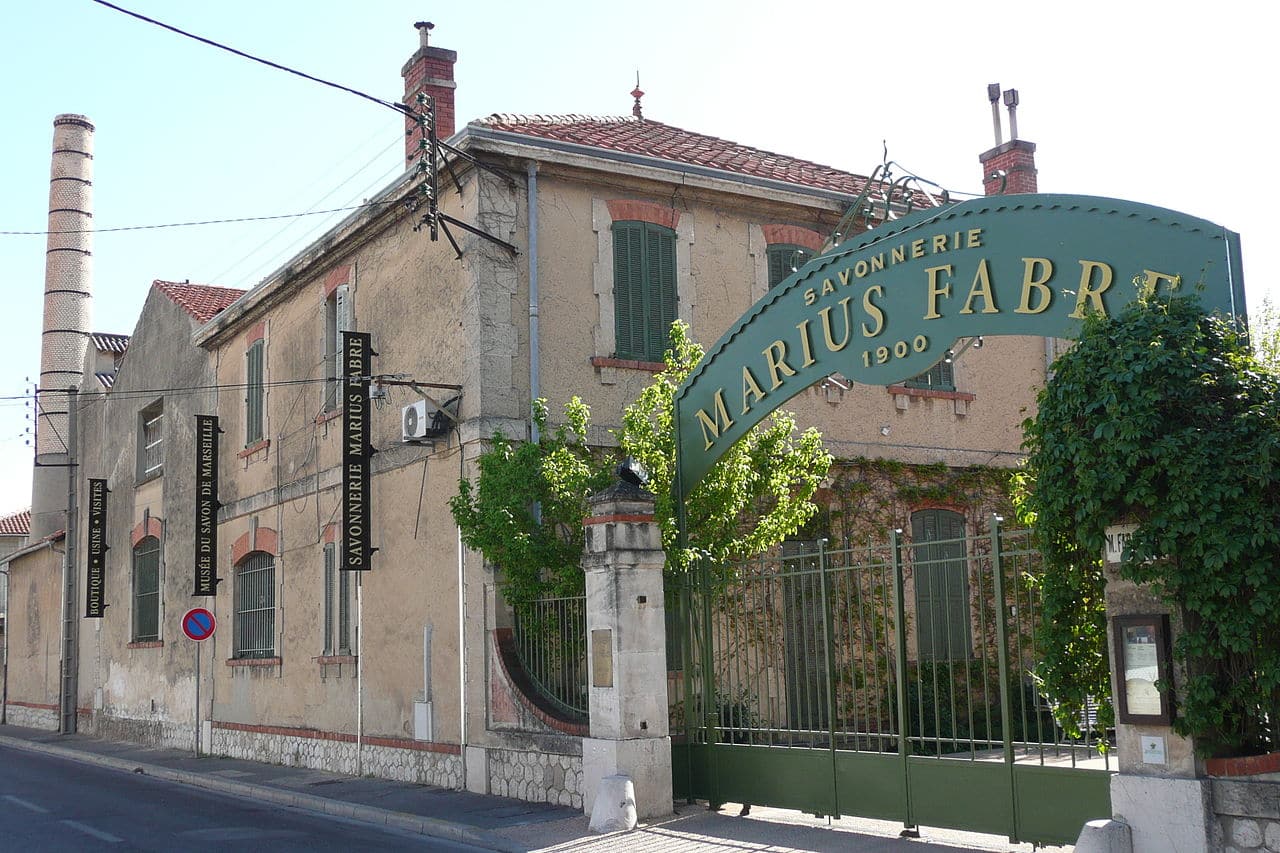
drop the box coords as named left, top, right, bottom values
left=0, top=200, right=396, bottom=236
left=90, top=1, right=411, bottom=120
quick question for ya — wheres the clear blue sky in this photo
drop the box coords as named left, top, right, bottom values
left=0, top=0, right=1273, bottom=514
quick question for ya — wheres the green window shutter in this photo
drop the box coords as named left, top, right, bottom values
left=132, top=537, right=161, bottom=642
left=246, top=340, right=264, bottom=444
left=904, top=357, right=955, bottom=391
left=766, top=244, right=812, bottom=289
left=911, top=509, right=970, bottom=661
left=323, top=544, right=335, bottom=654
left=613, top=222, right=645, bottom=360
left=646, top=222, right=677, bottom=362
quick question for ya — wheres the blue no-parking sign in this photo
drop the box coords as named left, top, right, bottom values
left=182, top=607, right=216, bottom=642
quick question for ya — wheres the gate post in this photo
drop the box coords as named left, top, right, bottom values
left=581, top=478, right=673, bottom=823
left=1102, top=522, right=1212, bottom=853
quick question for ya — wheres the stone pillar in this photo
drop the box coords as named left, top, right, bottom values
left=580, top=481, right=672, bottom=822
left=1103, top=523, right=1212, bottom=853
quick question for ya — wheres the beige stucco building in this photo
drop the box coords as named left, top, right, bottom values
left=4, top=26, right=1050, bottom=807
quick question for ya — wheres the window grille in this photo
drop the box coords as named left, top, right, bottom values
left=613, top=220, right=677, bottom=362
left=132, top=536, right=161, bottom=641
left=139, top=405, right=164, bottom=478
left=234, top=552, right=275, bottom=658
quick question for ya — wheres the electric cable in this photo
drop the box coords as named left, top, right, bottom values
left=0, top=200, right=399, bottom=236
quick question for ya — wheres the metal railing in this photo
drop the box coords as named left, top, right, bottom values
left=510, top=593, right=588, bottom=719
left=673, top=521, right=1112, bottom=768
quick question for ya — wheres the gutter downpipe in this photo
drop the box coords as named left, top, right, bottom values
left=527, top=161, right=541, bottom=442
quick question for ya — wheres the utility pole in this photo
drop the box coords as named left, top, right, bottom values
left=58, top=387, right=79, bottom=734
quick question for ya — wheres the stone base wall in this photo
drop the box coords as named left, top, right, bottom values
left=4, top=702, right=58, bottom=730
left=1214, top=778, right=1280, bottom=852
left=85, top=713, right=194, bottom=752
left=487, top=746, right=583, bottom=809
left=210, top=723, right=463, bottom=789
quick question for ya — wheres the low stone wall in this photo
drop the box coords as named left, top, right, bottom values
left=486, top=745, right=583, bottom=809
left=4, top=701, right=58, bottom=730
left=210, top=721, right=463, bottom=789
left=85, top=713, right=194, bottom=752
left=1214, top=777, right=1280, bottom=852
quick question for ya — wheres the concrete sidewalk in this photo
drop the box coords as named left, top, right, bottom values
left=0, top=724, right=1067, bottom=852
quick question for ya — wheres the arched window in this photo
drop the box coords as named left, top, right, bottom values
left=234, top=551, right=276, bottom=658
left=132, top=536, right=161, bottom=642
left=911, top=509, right=970, bottom=661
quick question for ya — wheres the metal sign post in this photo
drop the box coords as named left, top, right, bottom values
left=182, top=608, right=216, bottom=757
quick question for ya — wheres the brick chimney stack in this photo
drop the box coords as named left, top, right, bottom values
left=32, top=114, right=94, bottom=540
left=979, top=85, right=1037, bottom=195
left=401, top=21, right=457, bottom=168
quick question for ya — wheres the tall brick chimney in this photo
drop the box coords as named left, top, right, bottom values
left=401, top=21, right=457, bottom=168
left=32, top=114, right=94, bottom=540
left=979, top=85, right=1037, bottom=195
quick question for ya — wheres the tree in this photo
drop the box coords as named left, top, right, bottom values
left=448, top=398, right=612, bottom=606
left=620, top=320, right=832, bottom=579
left=450, top=321, right=833, bottom=601
left=1020, top=294, right=1280, bottom=756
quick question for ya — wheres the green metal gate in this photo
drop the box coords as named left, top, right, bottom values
left=669, top=517, right=1112, bottom=846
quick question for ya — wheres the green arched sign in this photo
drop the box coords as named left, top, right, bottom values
left=674, top=194, right=1245, bottom=493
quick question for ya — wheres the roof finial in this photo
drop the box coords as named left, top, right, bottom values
left=631, top=71, right=644, bottom=119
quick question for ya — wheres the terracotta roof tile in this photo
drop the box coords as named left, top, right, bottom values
left=0, top=508, right=30, bottom=536
left=154, top=280, right=246, bottom=324
left=91, top=332, right=129, bottom=354
left=474, top=114, right=875, bottom=196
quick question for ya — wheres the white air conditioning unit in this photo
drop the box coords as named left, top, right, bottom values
left=402, top=400, right=429, bottom=441
left=402, top=395, right=459, bottom=442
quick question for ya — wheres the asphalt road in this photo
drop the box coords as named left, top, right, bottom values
left=0, top=744, right=491, bottom=852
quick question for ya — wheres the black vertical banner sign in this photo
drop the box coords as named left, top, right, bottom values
left=194, top=415, right=221, bottom=595
left=342, top=331, right=375, bottom=570
left=85, top=478, right=108, bottom=618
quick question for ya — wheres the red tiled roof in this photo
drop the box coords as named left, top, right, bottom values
left=474, top=114, right=876, bottom=197
left=0, top=509, right=30, bottom=536
left=154, top=280, right=246, bottom=324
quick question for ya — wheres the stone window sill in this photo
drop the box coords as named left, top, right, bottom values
left=314, top=654, right=357, bottom=665
left=885, top=384, right=975, bottom=402
left=315, top=408, right=342, bottom=425
left=237, top=439, right=270, bottom=459
left=127, top=640, right=164, bottom=649
left=591, top=356, right=665, bottom=373
left=227, top=656, right=282, bottom=667
left=887, top=384, right=975, bottom=416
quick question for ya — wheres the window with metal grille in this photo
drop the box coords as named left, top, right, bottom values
left=323, top=285, right=352, bottom=411
left=613, top=220, right=677, bottom=362
left=234, top=551, right=275, bottom=659
left=246, top=339, right=264, bottom=445
left=766, top=243, right=812, bottom=289
left=132, top=536, right=160, bottom=642
left=904, top=358, right=955, bottom=392
left=138, top=403, right=164, bottom=480
left=911, top=509, right=971, bottom=661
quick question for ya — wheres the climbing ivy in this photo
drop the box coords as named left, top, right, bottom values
left=1020, top=294, right=1280, bottom=757
left=451, top=321, right=832, bottom=600
left=448, top=398, right=612, bottom=606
